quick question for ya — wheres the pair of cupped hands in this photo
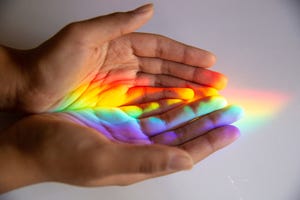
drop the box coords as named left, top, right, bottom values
left=0, top=4, right=243, bottom=193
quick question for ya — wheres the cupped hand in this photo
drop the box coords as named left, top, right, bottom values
left=0, top=4, right=243, bottom=195
left=0, top=96, right=241, bottom=191
left=65, top=95, right=242, bottom=144
left=8, top=4, right=226, bottom=113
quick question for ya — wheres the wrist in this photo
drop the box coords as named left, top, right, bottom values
left=0, top=136, right=47, bottom=194
left=0, top=46, right=28, bottom=111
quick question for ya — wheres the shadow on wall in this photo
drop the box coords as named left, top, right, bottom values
left=291, top=0, right=300, bottom=10
left=289, top=0, right=300, bottom=26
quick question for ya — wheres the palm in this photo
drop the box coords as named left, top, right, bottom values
left=21, top=30, right=225, bottom=112
left=8, top=113, right=176, bottom=186
left=6, top=113, right=118, bottom=185
left=63, top=95, right=228, bottom=144
left=6, top=96, right=241, bottom=186
left=50, top=33, right=197, bottom=111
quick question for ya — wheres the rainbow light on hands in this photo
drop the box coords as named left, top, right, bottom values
left=54, top=74, right=196, bottom=112
left=52, top=73, right=244, bottom=144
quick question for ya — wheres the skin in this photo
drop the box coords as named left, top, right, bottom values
left=0, top=104, right=241, bottom=193
left=0, top=4, right=226, bottom=113
left=0, top=4, right=241, bottom=193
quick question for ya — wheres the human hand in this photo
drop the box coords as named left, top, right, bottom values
left=0, top=3, right=241, bottom=195
left=0, top=4, right=226, bottom=112
left=0, top=96, right=242, bottom=193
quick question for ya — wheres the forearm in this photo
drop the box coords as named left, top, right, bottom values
left=0, top=46, right=27, bottom=111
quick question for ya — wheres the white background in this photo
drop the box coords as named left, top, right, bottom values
left=1, top=0, right=300, bottom=199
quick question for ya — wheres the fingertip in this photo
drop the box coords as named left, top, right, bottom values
left=132, top=3, right=154, bottom=15
left=216, top=74, right=228, bottom=90
left=208, top=52, right=217, bottom=67
left=226, top=105, right=244, bottom=121
left=205, top=88, right=219, bottom=96
left=168, top=152, right=194, bottom=171
left=209, top=95, right=228, bottom=108
left=208, top=71, right=227, bottom=90
left=177, top=88, right=194, bottom=100
left=177, top=125, right=240, bottom=163
left=201, top=51, right=217, bottom=68
left=214, top=125, right=241, bottom=147
left=194, top=87, right=219, bottom=98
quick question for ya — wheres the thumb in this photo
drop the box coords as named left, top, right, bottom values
left=99, top=144, right=193, bottom=175
left=71, top=4, right=154, bottom=44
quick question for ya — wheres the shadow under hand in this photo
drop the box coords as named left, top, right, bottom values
left=0, top=112, right=26, bottom=132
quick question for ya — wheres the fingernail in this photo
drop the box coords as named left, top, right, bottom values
left=132, top=3, right=154, bottom=14
left=168, top=154, right=193, bottom=171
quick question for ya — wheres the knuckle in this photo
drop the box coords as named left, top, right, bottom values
left=175, top=128, right=188, bottom=145
left=62, top=22, right=87, bottom=43
left=206, top=112, right=221, bottom=127
left=138, top=151, right=169, bottom=173
left=109, top=12, right=128, bottom=36
left=205, top=133, right=218, bottom=153
left=138, top=161, right=157, bottom=173
left=64, top=22, right=84, bottom=34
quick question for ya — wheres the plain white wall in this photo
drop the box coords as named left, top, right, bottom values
left=1, top=0, right=300, bottom=199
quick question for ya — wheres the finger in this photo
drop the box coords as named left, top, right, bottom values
left=138, top=57, right=227, bottom=90
left=65, top=82, right=194, bottom=109
left=120, top=99, right=184, bottom=118
left=151, top=105, right=244, bottom=145
left=96, top=85, right=195, bottom=107
left=90, top=168, right=180, bottom=186
left=135, top=73, right=220, bottom=97
left=96, top=143, right=193, bottom=176
left=127, top=32, right=216, bottom=68
left=140, top=96, right=228, bottom=136
left=65, top=4, right=153, bottom=44
left=125, top=86, right=194, bottom=104
left=179, top=125, right=240, bottom=163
